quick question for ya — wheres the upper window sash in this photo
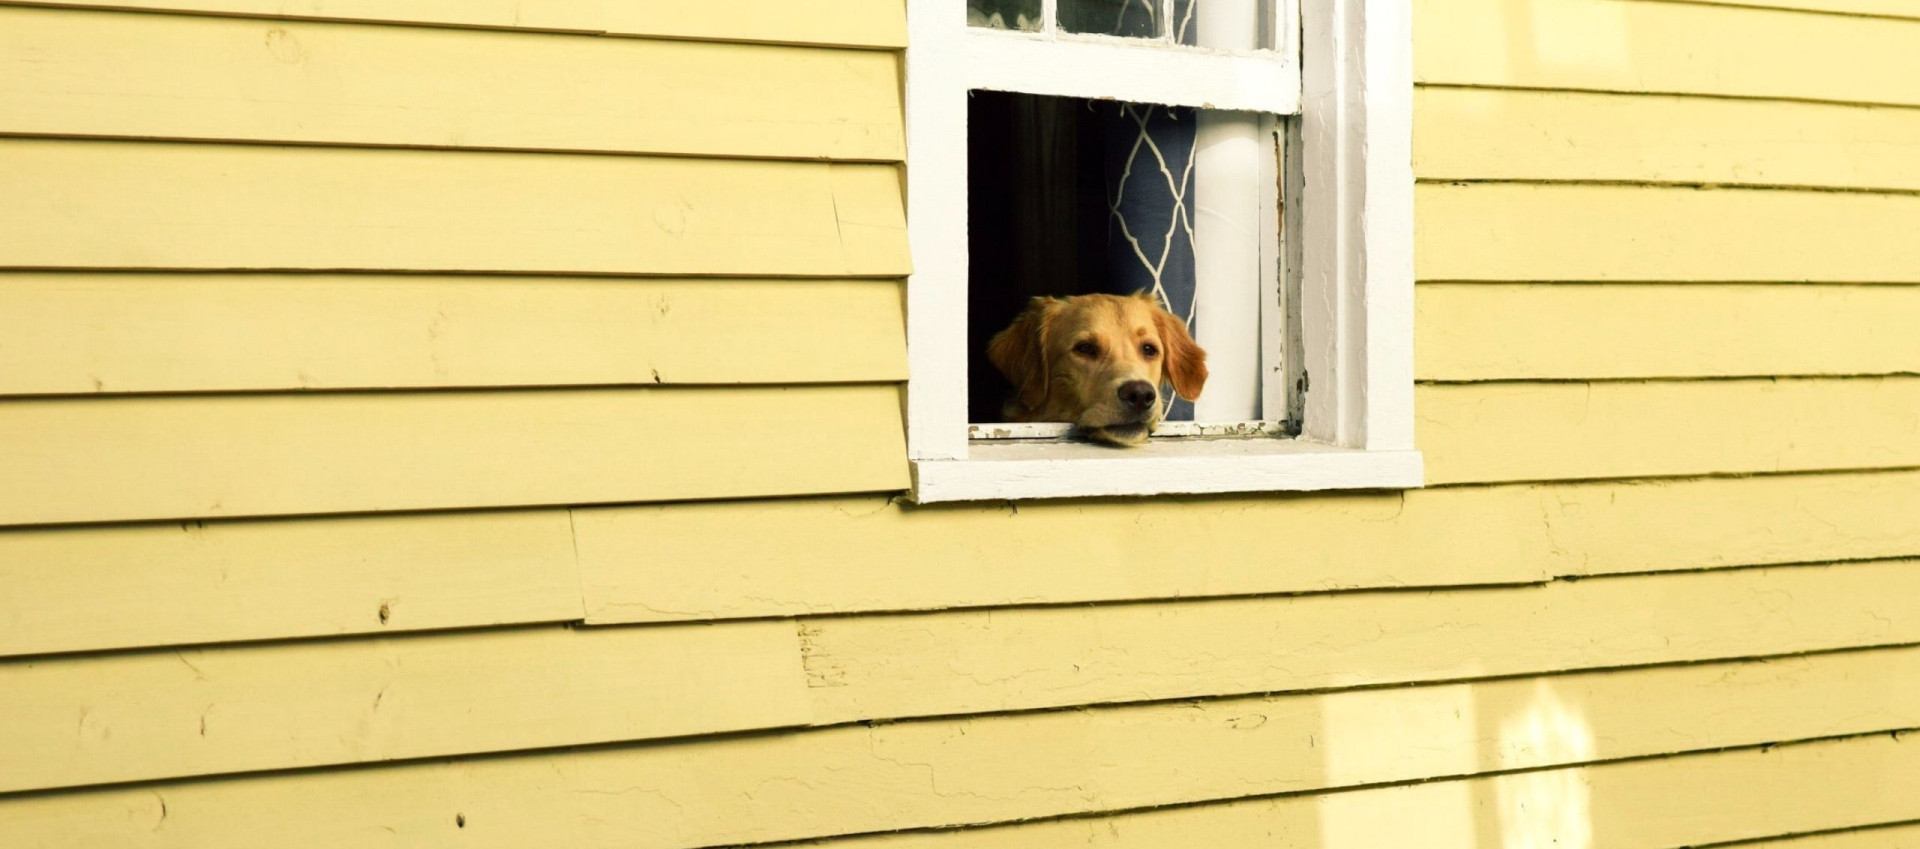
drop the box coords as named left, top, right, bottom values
left=953, top=1, right=1302, bottom=115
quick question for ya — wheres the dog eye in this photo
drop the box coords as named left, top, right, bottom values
left=1141, top=343, right=1159, bottom=358
left=1072, top=341, right=1100, bottom=358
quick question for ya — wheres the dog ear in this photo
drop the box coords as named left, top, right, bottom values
left=987, top=297, right=1063, bottom=414
left=1150, top=302, right=1208, bottom=401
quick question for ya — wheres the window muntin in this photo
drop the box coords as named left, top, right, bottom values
left=970, top=0, right=1282, bottom=51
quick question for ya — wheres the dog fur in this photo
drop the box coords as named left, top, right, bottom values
left=987, top=292, right=1208, bottom=446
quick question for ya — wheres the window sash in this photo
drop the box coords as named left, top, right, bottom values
left=962, top=7, right=1301, bottom=115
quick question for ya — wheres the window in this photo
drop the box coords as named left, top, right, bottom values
left=906, top=0, right=1421, bottom=502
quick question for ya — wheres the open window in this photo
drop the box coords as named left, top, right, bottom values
left=966, top=90, right=1290, bottom=440
left=907, top=0, right=1421, bottom=502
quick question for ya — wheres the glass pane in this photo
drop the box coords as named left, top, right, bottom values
left=1180, top=0, right=1278, bottom=50
left=1059, top=0, right=1165, bottom=38
left=968, top=0, right=1042, bottom=31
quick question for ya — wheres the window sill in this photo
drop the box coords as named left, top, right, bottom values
left=909, top=438, right=1424, bottom=503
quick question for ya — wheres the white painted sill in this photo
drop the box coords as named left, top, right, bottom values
left=910, top=439, right=1424, bottom=503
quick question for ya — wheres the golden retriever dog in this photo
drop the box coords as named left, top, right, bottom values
left=987, top=292, right=1208, bottom=446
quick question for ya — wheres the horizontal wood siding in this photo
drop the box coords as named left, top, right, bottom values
left=1416, top=87, right=1920, bottom=190
left=798, top=560, right=1920, bottom=723
left=577, top=468, right=1920, bottom=623
left=0, top=510, right=581, bottom=657
left=1741, top=824, right=1920, bottom=849
left=1417, top=183, right=1920, bottom=283
left=0, top=275, right=905, bottom=395
left=0, top=0, right=909, bottom=46
left=1692, top=0, right=1920, bottom=19
left=1417, top=284, right=1920, bottom=380
left=6, top=1, right=1917, bottom=848
left=1416, top=0, right=1920, bottom=106
left=0, top=386, right=907, bottom=526
left=809, top=732, right=1920, bottom=848
left=4, top=645, right=1920, bottom=847
left=0, top=7, right=904, bottom=160
left=0, top=140, right=909, bottom=276
left=0, top=621, right=807, bottom=793
left=580, top=486, right=1552, bottom=623
left=1418, top=378, right=1920, bottom=484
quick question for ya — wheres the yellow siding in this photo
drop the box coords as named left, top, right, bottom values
left=1416, top=0, right=1920, bottom=105
left=5, top=646, right=1920, bottom=848
left=5, top=0, right=1919, bottom=847
left=1703, top=0, right=1920, bottom=18
left=1743, top=825, right=1920, bottom=849
left=0, top=510, right=580, bottom=657
left=0, top=275, right=905, bottom=395
left=578, top=486, right=1554, bottom=623
left=1419, top=378, right=1920, bottom=484
left=0, top=140, right=909, bottom=276
left=3, top=0, right=608, bottom=32
left=798, top=560, right=1920, bottom=723
left=811, top=733, right=1920, bottom=848
left=1418, top=284, right=1920, bottom=380
left=1416, top=88, right=1920, bottom=190
left=578, top=469, right=1920, bottom=623
left=3, top=0, right=909, bottom=46
left=0, top=386, right=907, bottom=526
left=1417, top=183, right=1920, bottom=282
left=0, top=621, right=806, bottom=793
left=598, top=0, right=907, bottom=48
left=0, top=7, right=904, bottom=160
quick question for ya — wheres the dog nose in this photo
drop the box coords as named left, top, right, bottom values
left=1117, top=380, right=1157, bottom=411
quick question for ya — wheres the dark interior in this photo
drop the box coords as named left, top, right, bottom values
left=966, top=90, right=1118, bottom=423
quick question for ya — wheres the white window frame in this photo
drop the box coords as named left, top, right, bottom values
left=906, top=0, right=1422, bottom=503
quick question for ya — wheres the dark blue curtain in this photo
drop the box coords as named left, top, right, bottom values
left=1100, top=102, right=1197, bottom=421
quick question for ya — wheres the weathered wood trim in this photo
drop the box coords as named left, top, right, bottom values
left=911, top=443, right=1424, bottom=503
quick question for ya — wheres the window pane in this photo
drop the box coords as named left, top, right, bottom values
left=968, top=92, right=1279, bottom=428
left=1174, top=0, right=1197, bottom=44
left=1059, top=0, right=1165, bottom=38
left=968, top=0, right=1042, bottom=31
left=1181, top=0, right=1277, bottom=50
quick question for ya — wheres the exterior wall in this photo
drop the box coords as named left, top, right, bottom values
left=1, top=1, right=1918, bottom=848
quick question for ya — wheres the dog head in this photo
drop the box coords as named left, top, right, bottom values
left=986, top=292, right=1208, bottom=446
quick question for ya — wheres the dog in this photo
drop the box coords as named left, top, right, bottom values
left=986, top=292, right=1208, bottom=446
